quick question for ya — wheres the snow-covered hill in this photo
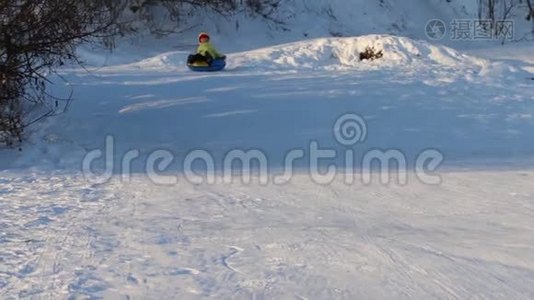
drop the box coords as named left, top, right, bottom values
left=81, top=0, right=470, bottom=66
left=2, top=6, right=534, bottom=299
left=230, top=35, right=488, bottom=72
left=137, top=0, right=472, bottom=47
left=91, top=35, right=530, bottom=88
left=110, top=35, right=487, bottom=70
left=106, top=0, right=531, bottom=58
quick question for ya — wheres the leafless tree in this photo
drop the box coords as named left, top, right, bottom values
left=0, top=0, right=121, bottom=146
left=123, top=0, right=284, bottom=34
left=476, top=0, right=534, bottom=38
left=525, top=0, right=534, bottom=20
left=0, top=0, right=283, bottom=146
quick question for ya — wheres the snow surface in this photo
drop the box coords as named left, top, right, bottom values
left=2, top=171, right=534, bottom=298
left=2, top=20, right=534, bottom=300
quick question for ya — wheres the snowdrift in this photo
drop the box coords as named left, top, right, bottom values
left=228, top=35, right=488, bottom=72
left=103, top=35, right=528, bottom=80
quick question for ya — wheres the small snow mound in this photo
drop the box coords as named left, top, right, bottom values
left=101, top=35, right=526, bottom=80
left=228, top=35, right=487, bottom=72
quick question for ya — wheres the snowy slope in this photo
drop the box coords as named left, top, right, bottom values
left=90, top=0, right=531, bottom=63
left=1, top=32, right=534, bottom=299
left=149, top=0, right=473, bottom=49
left=2, top=171, right=534, bottom=298
left=78, top=0, right=478, bottom=67
left=103, top=35, right=489, bottom=70
left=94, top=34, right=526, bottom=78
left=9, top=35, right=532, bottom=170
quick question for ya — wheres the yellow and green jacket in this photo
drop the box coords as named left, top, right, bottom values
left=197, top=42, right=223, bottom=59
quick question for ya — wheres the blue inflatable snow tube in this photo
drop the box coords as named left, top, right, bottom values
left=187, top=58, right=226, bottom=72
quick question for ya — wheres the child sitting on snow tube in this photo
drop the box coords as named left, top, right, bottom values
left=187, top=32, right=226, bottom=66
